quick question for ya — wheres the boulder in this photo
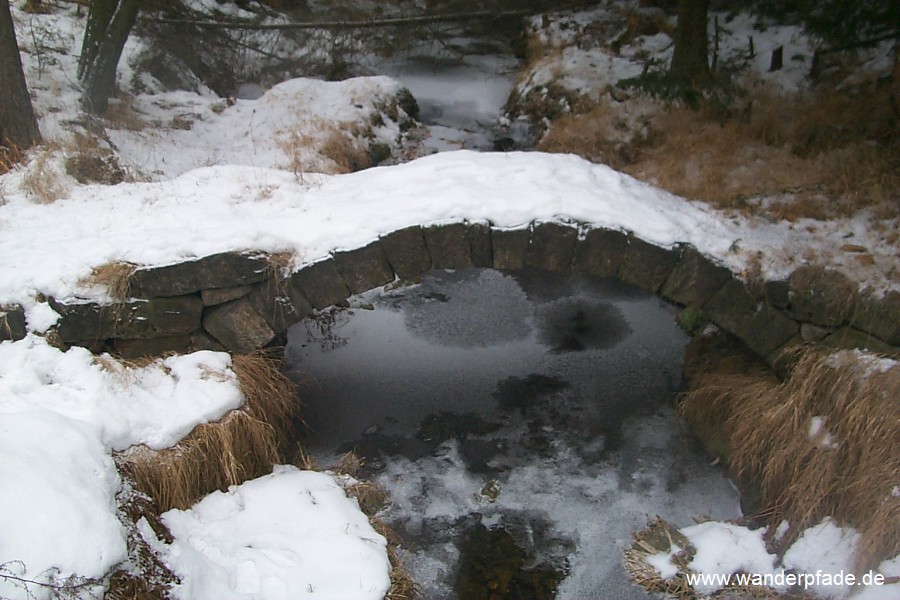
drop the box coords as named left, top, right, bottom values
left=0, top=306, right=27, bottom=342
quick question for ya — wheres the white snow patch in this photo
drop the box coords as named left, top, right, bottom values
left=158, top=466, right=391, bottom=600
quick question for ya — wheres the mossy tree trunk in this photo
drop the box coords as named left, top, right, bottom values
left=669, top=0, right=710, bottom=84
left=80, top=0, right=140, bottom=114
left=0, top=0, right=41, bottom=149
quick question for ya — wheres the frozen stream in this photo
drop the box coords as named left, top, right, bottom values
left=286, top=269, right=742, bottom=599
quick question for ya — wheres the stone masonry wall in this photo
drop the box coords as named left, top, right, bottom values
left=2, top=221, right=897, bottom=361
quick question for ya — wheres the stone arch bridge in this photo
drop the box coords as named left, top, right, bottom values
left=2, top=221, right=897, bottom=361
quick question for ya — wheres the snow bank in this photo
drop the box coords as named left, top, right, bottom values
left=3, top=150, right=895, bottom=310
left=157, top=466, right=391, bottom=600
left=0, top=336, right=243, bottom=598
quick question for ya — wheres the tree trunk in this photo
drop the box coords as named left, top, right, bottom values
left=669, top=0, right=710, bottom=83
left=0, top=0, right=41, bottom=148
left=78, top=0, right=118, bottom=81
left=81, top=0, right=139, bottom=114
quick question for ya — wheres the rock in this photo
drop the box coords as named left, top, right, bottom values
left=202, top=297, right=275, bottom=353
left=200, top=284, right=256, bottom=306
left=191, top=330, right=227, bottom=352
left=619, top=236, right=680, bottom=292
left=765, top=279, right=791, bottom=309
left=851, top=289, right=900, bottom=346
left=113, top=335, right=193, bottom=359
left=290, top=258, right=351, bottom=311
left=379, top=226, right=433, bottom=282
left=423, top=223, right=473, bottom=270
left=800, top=322, right=831, bottom=342
left=131, top=252, right=269, bottom=297
left=249, top=278, right=311, bottom=335
left=704, top=278, right=799, bottom=358
left=661, top=245, right=732, bottom=307
left=332, top=242, right=395, bottom=294
left=525, top=222, right=578, bottom=272
left=823, top=327, right=898, bottom=356
left=492, top=227, right=531, bottom=271
left=467, top=222, right=493, bottom=268
left=0, top=306, right=27, bottom=342
left=789, top=266, right=859, bottom=327
left=52, top=296, right=202, bottom=342
left=572, top=228, right=628, bottom=278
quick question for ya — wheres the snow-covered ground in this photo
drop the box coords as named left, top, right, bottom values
left=1, top=2, right=897, bottom=599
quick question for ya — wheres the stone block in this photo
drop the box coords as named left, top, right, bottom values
left=113, top=334, right=193, bottom=359
left=423, top=223, right=472, bottom=270
left=823, top=327, right=898, bottom=356
left=788, top=266, right=858, bottom=327
left=467, top=222, right=493, bottom=268
left=379, top=226, right=432, bottom=282
left=525, top=222, right=578, bottom=272
left=492, top=227, right=531, bottom=271
left=619, top=236, right=680, bottom=292
left=705, top=278, right=799, bottom=358
left=115, top=296, right=203, bottom=339
left=249, top=278, right=311, bottom=334
left=572, top=228, right=628, bottom=278
left=51, top=300, right=119, bottom=342
left=191, top=330, right=227, bottom=352
left=131, top=252, right=269, bottom=297
left=765, top=280, right=790, bottom=309
left=332, top=242, right=395, bottom=294
left=201, top=284, right=255, bottom=306
left=851, top=290, right=900, bottom=346
left=290, top=258, right=351, bottom=310
left=0, top=306, right=27, bottom=342
left=660, top=245, right=732, bottom=307
left=800, top=322, right=831, bottom=342
left=203, top=297, right=275, bottom=354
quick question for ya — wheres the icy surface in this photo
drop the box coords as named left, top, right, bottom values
left=288, top=269, right=743, bottom=599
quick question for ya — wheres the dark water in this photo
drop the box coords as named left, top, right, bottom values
left=285, top=268, right=741, bottom=599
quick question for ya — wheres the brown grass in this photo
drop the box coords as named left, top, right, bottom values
left=120, top=351, right=299, bottom=512
left=21, top=144, right=70, bottom=204
left=0, top=140, right=26, bottom=176
left=319, top=125, right=371, bottom=173
left=84, top=261, right=137, bottom=301
left=678, top=346, right=900, bottom=571
left=539, top=79, right=899, bottom=221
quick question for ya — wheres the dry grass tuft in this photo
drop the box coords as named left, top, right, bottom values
left=21, top=144, right=70, bottom=204
left=369, top=517, right=419, bottom=600
left=0, top=140, right=26, bottom=176
left=106, top=481, right=178, bottom=600
left=678, top=346, right=900, bottom=571
left=84, top=261, right=137, bottom=301
left=64, top=132, right=129, bottom=185
left=120, top=351, right=299, bottom=512
left=319, top=125, right=371, bottom=174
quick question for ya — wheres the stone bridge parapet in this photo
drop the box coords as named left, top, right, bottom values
left=2, top=221, right=897, bottom=362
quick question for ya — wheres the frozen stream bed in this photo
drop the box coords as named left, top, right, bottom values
left=286, top=268, right=742, bottom=599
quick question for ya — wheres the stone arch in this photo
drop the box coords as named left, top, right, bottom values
left=4, top=221, right=897, bottom=360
